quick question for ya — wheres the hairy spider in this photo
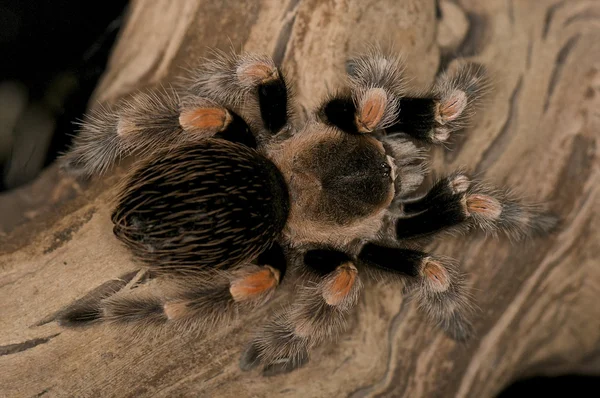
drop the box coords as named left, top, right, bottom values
left=58, top=49, right=556, bottom=376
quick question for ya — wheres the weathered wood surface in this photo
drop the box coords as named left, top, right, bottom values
left=1, top=0, right=599, bottom=397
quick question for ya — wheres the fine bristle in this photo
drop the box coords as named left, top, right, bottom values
left=346, top=48, right=408, bottom=96
left=60, top=104, right=121, bottom=177
left=184, top=50, right=276, bottom=107
left=241, top=311, right=311, bottom=376
left=345, top=49, right=406, bottom=133
left=60, top=87, right=186, bottom=178
left=117, top=86, right=182, bottom=141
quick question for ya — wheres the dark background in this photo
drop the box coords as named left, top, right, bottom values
left=0, top=0, right=125, bottom=191
left=0, top=1, right=596, bottom=396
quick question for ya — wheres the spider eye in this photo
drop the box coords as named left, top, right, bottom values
left=381, top=161, right=392, bottom=178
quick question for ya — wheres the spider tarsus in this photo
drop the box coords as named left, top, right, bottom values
left=490, top=196, right=559, bottom=241
left=244, top=311, right=313, bottom=372
left=239, top=342, right=262, bottom=371
left=442, top=310, right=474, bottom=342
left=57, top=274, right=137, bottom=327
left=431, top=61, right=491, bottom=141
left=59, top=105, right=121, bottom=177
left=58, top=302, right=104, bottom=328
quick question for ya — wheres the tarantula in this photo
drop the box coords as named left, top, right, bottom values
left=58, top=49, right=556, bottom=376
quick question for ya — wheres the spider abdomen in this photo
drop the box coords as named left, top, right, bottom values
left=111, top=139, right=289, bottom=273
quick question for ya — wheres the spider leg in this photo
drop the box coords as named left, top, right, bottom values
left=395, top=172, right=558, bottom=241
left=240, top=248, right=362, bottom=376
left=385, top=61, right=489, bottom=143
left=185, top=51, right=290, bottom=135
left=61, top=87, right=259, bottom=177
left=358, top=243, right=474, bottom=341
left=61, top=87, right=179, bottom=177
left=58, top=243, right=287, bottom=334
left=179, top=96, right=257, bottom=148
left=319, top=50, right=489, bottom=144
left=62, top=51, right=293, bottom=177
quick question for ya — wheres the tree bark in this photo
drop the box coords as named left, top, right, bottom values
left=1, top=0, right=599, bottom=397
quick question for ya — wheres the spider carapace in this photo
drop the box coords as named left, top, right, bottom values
left=59, top=49, right=556, bottom=376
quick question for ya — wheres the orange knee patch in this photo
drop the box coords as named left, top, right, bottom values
left=229, top=266, right=280, bottom=302
left=117, top=118, right=138, bottom=137
left=422, top=259, right=450, bottom=293
left=322, top=262, right=358, bottom=306
left=356, top=88, right=388, bottom=133
left=179, top=107, right=231, bottom=134
left=467, top=194, right=502, bottom=220
left=436, top=90, right=467, bottom=124
left=236, top=61, right=279, bottom=86
left=163, top=301, right=190, bottom=320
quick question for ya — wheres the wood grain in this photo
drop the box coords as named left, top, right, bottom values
left=1, top=0, right=599, bottom=397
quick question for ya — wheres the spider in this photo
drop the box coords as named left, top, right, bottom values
left=58, top=48, right=557, bottom=376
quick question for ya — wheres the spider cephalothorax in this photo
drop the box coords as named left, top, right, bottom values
left=58, top=49, right=556, bottom=376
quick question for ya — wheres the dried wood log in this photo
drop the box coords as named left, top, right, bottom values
left=1, top=0, right=599, bottom=397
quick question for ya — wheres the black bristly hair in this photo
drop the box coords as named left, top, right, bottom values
left=318, top=95, right=359, bottom=134
left=303, top=248, right=352, bottom=275
left=387, top=97, right=437, bottom=141
left=258, top=77, right=289, bottom=133
left=214, top=111, right=258, bottom=148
